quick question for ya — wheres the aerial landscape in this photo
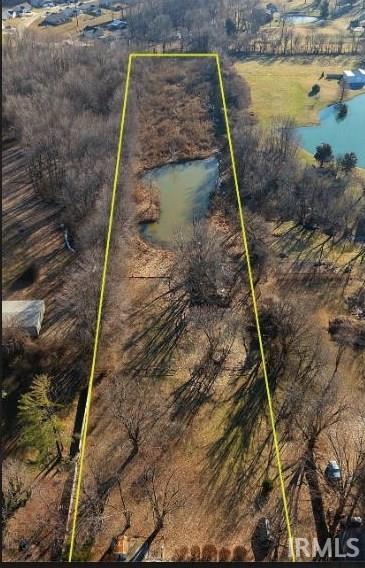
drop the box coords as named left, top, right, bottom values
left=2, top=0, right=365, bottom=563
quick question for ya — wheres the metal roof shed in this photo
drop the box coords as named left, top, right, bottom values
left=2, top=300, right=45, bottom=336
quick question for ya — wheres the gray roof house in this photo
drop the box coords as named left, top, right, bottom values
left=83, top=24, right=104, bottom=37
left=105, top=18, right=127, bottom=30
left=2, top=300, right=45, bottom=336
left=42, top=11, right=71, bottom=25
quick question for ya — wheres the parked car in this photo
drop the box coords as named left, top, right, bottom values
left=348, top=516, right=363, bottom=528
left=325, top=460, right=341, bottom=483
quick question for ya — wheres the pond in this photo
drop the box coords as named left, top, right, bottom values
left=283, top=14, right=319, bottom=24
left=296, top=93, right=365, bottom=168
left=140, top=156, right=219, bottom=247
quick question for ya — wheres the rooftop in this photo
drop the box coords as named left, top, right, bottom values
left=2, top=300, right=45, bottom=336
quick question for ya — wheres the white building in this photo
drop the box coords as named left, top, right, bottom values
left=2, top=300, right=45, bottom=336
left=343, top=69, right=365, bottom=89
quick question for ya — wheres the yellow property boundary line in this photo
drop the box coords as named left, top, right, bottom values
left=67, top=52, right=295, bottom=562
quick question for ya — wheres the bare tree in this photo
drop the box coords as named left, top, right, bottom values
left=130, top=466, right=185, bottom=561
left=98, top=377, right=160, bottom=499
left=173, top=221, right=238, bottom=308
left=171, top=306, right=237, bottom=422
left=2, top=459, right=32, bottom=532
left=289, top=357, right=347, bottom=552
left=325, top=429, right=365, bottom=537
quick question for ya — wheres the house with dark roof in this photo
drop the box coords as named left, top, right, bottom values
left=83, top=24, right=104, bottom=37
left=104, top=18, right=127, bottom=30
left=42, top=11, right=71, bottom=24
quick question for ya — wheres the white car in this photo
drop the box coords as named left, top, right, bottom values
left=325, top=460, right=341, bottom=483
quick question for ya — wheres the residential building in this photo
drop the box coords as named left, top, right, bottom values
left=343, top=69, right=365, bottom=89
left=2, top=300, right=45, bottom=337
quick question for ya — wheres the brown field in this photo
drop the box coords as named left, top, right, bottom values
left=2, top=141, right=72, bottom=338
left=2, top=140, right=81, bottom=562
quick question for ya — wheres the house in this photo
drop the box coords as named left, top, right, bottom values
left=2, top=300, right=45, bottom=337
left=83, top=24, right=103, bottom=37
left=104, top=18, right=127, bottom=30
left=343, top=69, right=365, bottom=89
left=42, top=11, right=71, bottom=24
left=6, top=5, right=32, bottom=18
left=85, top=6, right=101, bottom=15
left=79, top=2, right=101, bottom=15
left=41, top=6, right=75, bottom=25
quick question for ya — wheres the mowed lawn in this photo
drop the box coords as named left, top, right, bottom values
left=235, top=57, right=360, bottom=126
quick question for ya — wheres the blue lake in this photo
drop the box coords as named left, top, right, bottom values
left=296, top=93, right=365, bottom=168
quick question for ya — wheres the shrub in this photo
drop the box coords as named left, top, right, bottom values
left=339, top=151, right=357, bottom=172
left=309, top=84, right=320, bottom=96
left=232, top=545, right=248, bottom=561
left=219, top=547, right=231, bottom=561
left=172, top=546, right=189, bottom=561
left=190, top=545, right=201, bottom=561
left=336, top=102, right=348, bottom=120
left=201, top=544, right=217, bottom=561
left=262, top=478, right=275, bottom=494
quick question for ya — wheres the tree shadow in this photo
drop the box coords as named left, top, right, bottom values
left=125, top=287, right=189, bottom=378
left=170, top=340, right=232, bottom=425
left=9, top=264, right=39, bottom=292
left=200, top=355, right=278, bottom=533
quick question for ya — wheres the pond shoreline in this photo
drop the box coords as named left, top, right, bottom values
left=139, top=149, right=220, bottom=174
left=296, top=92, right=365, bottom=168
left=296, top=89, right=365, bottom=128
left=138, top=155, right=220, bottom=248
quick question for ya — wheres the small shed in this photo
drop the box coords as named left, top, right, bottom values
left=325, top=73, right=343, bottom=80
left=2, top=300, right=45, bottom=336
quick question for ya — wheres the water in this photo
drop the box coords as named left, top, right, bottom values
left=140, top=156, right=219, bottom=246
left=283, top=15, right=318, bottom=24
left=296, top=94, right=365, bottom=168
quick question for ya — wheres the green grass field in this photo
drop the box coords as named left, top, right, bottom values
left=235, top=57, right=360, bottom=126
